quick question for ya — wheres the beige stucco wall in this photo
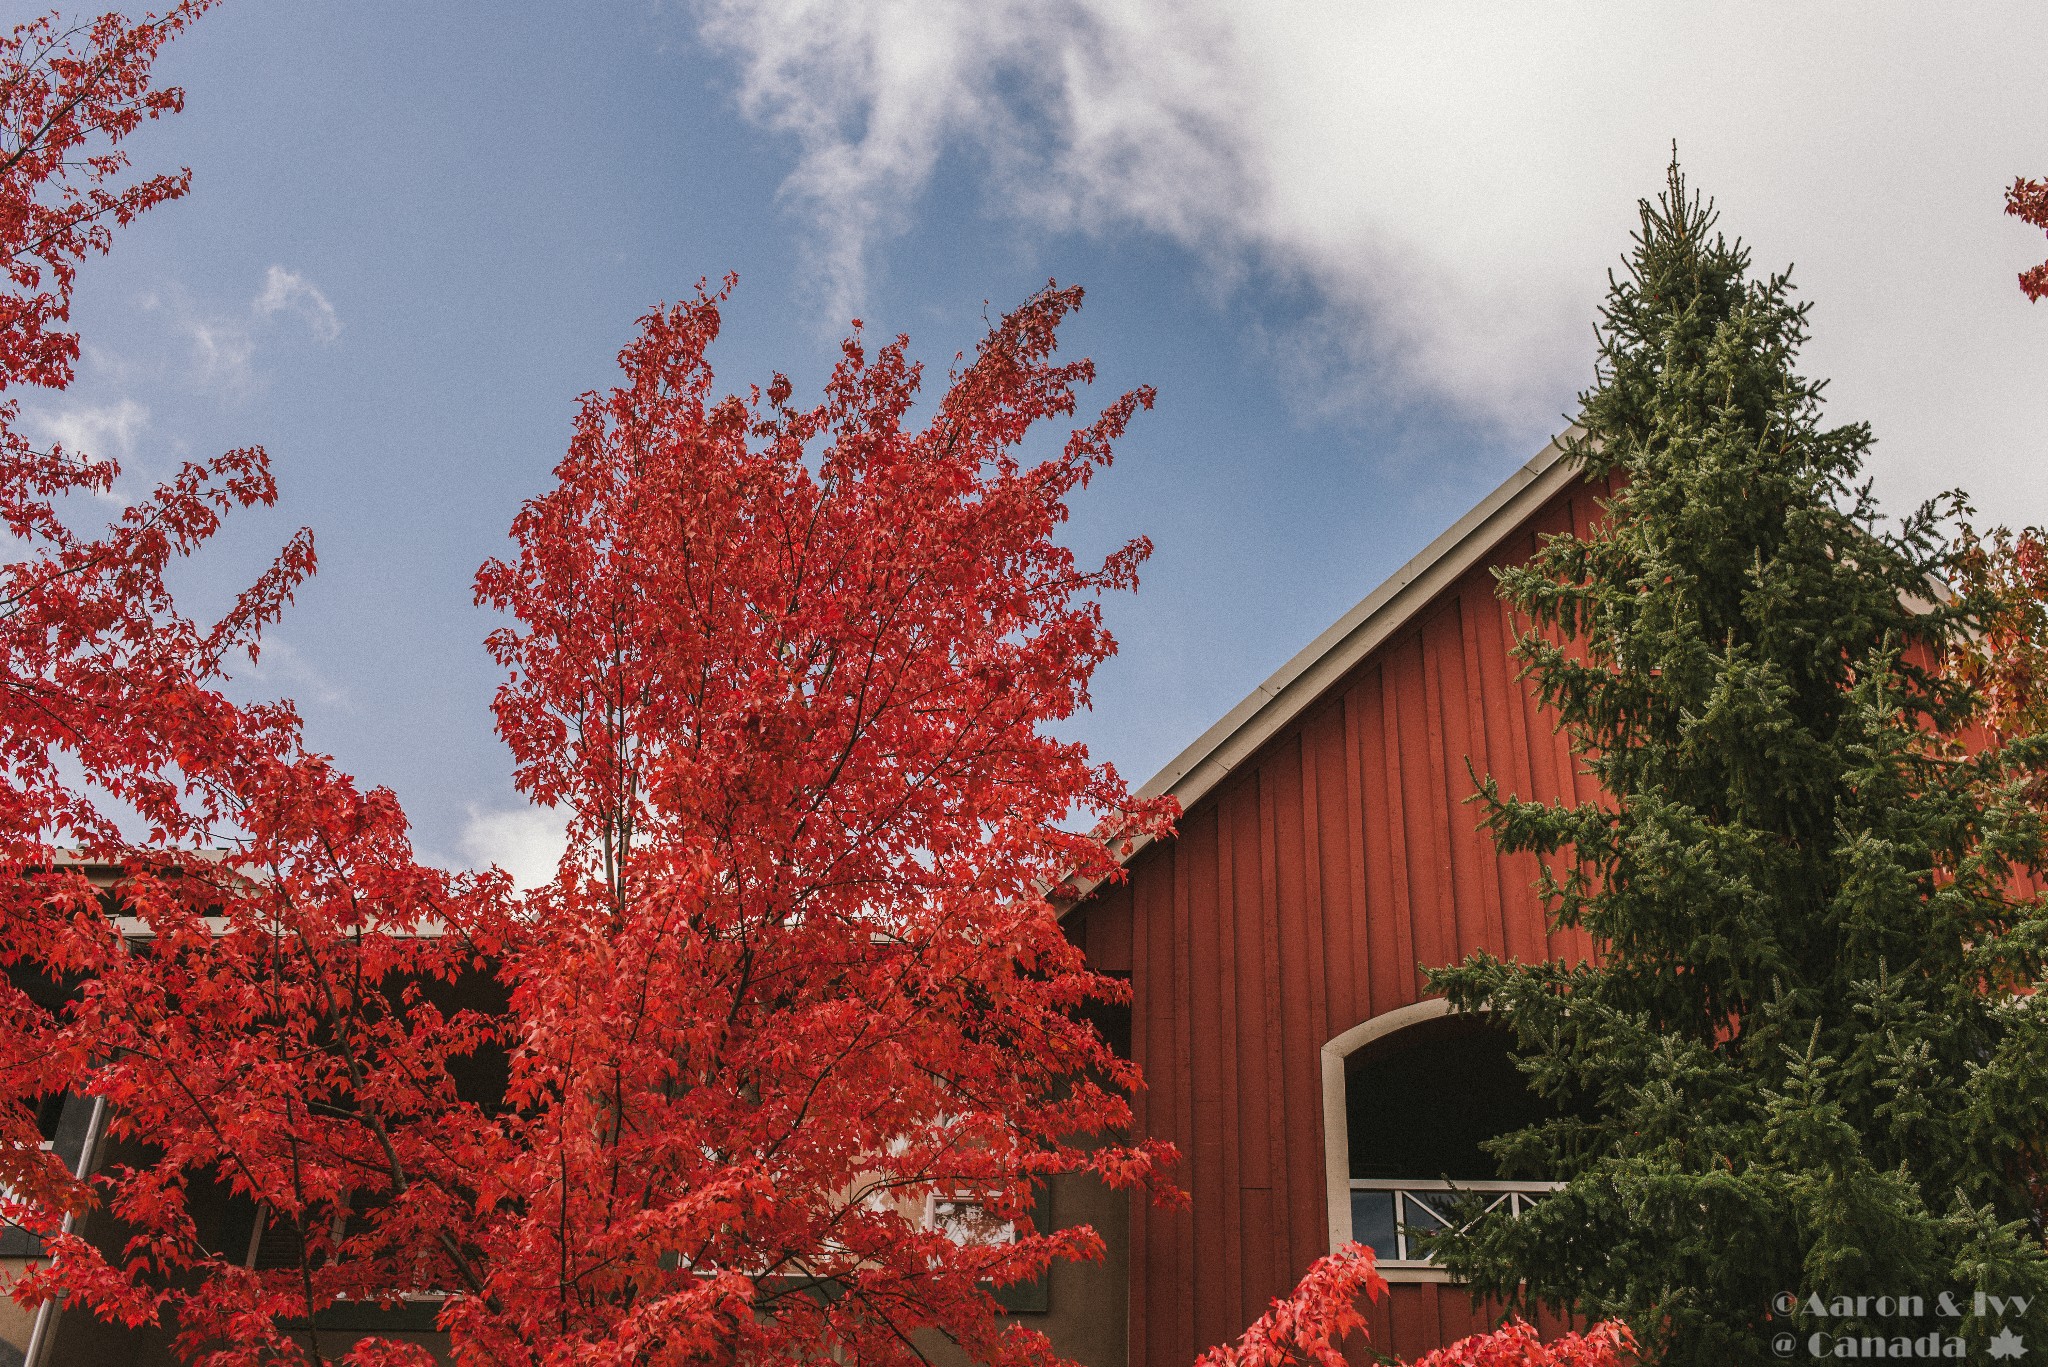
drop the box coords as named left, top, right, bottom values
left=919, top=1167, right=1131, bottom=1367
left=1, top=1257, right=40, bottom=1365
left=1034, top=1170, right=1129, bottom=1367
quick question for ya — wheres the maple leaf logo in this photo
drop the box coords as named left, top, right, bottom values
left=1989, top=1327, right=2029, bottom=1361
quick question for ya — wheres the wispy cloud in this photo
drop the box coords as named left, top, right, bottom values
left=698, top=0, right=1247, bottom=332
left=236, top=638, right=353, bottom=712
left=253, top=265, right=342, bottom=342
left=455, top=805, right=568, bottom=892
left=22, top=397, right=150, bottom=461
left=183, top=316, right=258, bottom=396
left=144, top=265, right=342, bottom=400
left=694, top=1, right=2048, bottom=517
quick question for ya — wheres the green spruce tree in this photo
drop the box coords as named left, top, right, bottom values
left=1426, top=163, right=2048, bottom=1365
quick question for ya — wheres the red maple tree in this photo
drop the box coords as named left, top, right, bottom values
left=0, top=8, right=494, bottom=1363
left=0, top=0, right=310, bottom=1253
left=1193, top=1244, right=1634, bottom=1367
left=453, top=276, right=1179, bottom=1364
left=4, top=9, right=1187, bottom=1360
left=71, top=276, right=1184, bottom=1364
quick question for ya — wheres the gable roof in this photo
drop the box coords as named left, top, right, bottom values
left=1071, top=434, right=1577, bottom=900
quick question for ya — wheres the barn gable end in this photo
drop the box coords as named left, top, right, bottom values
left=1064, top=441, right=1613, bottom=1366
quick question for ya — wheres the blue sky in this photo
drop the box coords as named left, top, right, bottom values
left=29, top=0, right=2048, bottom=879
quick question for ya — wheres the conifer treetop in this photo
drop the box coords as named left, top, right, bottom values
left=1426, top=162, right=2048, bottom=1367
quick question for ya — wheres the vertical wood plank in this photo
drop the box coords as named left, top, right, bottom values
left=1292, top=711, right=1341, bottom=1270
left=1428, top=595, right=1497, bottom=965
left=1389, top=1283, right=1441, bottom=1362
left=1169, top=817, right=1199, bottom=1367
left=1218, top=780, right=1255, bottom=1345
left=1409, top=620, right=1459, bottom=987
left=1188, top=795, right=1233, bottom=1361
left=1480, top=535, right=1550, bottom=967
left=1260, top=735, right=1306, bottom=1292
left=1358, top=669, right=1401, bottom=1022
left=1329, top=688, right=1368, bottom=1038
left=1456, top=568, right=1515, bottom=960
left=1127, top=842, right=1159, bottom=1367
left=1383, top=638, right=1429, bottom=1009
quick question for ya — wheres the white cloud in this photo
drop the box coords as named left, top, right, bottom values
left=456, top=804, right=568, bottom=892
left=235, top=638, right=352, bottom=711
left=696, top=0, right=2048, bottom=523
left=147, top=266, right=339, bottom=399
left=23, top=397, right=149, bottom=461
left=699, top=0, right=1253, bottom=325
left=253, top=265, right=342, bottom=342
left=184, top=316, right=257, bottom=395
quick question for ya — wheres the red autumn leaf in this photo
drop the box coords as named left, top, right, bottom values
left=1405, top=1318, right=1637, bottom=1367
left=2008, top=177, right=2048, bottom=302
left=1194, top=1243, right=1388, bottom=1367
left=1192, top=1244, right=1635, bottom=1367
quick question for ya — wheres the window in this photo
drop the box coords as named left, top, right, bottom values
left=924, top=1192, right=1015, bottom=1249
left=0, top=1091, right=99, bottom=1258
left=1341, top=1012, right=1571, bottom=1269
left=1348, top=1181, right=1555, bottom=1266
left=921, top=1186, right=1051, bottom=1314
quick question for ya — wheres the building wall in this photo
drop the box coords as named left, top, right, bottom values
left=1035, top=1170, right=1131, bottom=1367
left=1065, top=479, right=1607, bottom=1367
left=1, top=1262, right=37, bottom=1366
left=921, top=1169, right=1130, bottom=1367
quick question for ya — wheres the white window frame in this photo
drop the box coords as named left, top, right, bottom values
left=922, top=1191, right=1015, bottom=1248
left=1347, top=1177, right=1561, bottom=1268
left=1322, top=999, right=1560, bottom=1283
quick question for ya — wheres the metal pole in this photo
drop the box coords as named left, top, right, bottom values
left=21, top=1094, right=107, bottom=1367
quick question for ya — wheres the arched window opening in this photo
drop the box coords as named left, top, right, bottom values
left=1342, top=1011, right=1568, bottom=1268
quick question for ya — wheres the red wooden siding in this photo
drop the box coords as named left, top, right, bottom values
left=1066, top=480, right=1608, bottom=1367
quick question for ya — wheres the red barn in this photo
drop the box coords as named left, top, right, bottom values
left=1037, top=437, right=1605, bottom=1367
